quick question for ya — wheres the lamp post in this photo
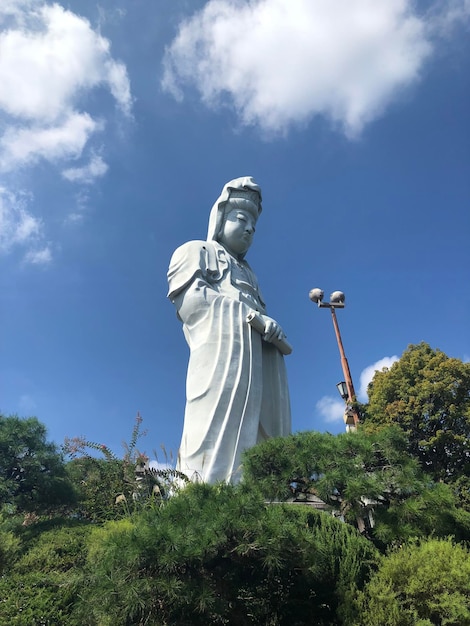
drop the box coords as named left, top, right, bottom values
left=309, top=289, right=360, bottom=432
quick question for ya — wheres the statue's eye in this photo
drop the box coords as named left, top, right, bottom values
left=237, top=214, right=246, bottom=222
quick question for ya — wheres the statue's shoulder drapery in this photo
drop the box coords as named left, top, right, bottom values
left=168, top=240, right=227, bottom=300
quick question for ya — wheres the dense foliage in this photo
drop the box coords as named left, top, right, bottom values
left=0, top=519, right=91, bottom=626
left=242, top=426, right=470, bottom=548
left=1, top=343, right=469, bottom=625
left=0, top=414, right=74, bottom=514
left=65, top=456, right=133, bottom=521
left=364, top=342, right=470, bottom=482
left=76, top=483, right=377, bottom=626
left=354, top=538, right=470, bottom=625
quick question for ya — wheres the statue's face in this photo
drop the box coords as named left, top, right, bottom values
left=219, top=200, right=258, bottom=257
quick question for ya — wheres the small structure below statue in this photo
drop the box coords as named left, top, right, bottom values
left=168, top=177, right=292, bottom=483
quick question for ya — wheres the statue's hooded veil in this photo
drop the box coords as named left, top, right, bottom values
left=207, top=177, right=262, bottom=253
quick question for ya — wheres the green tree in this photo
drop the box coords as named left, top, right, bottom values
left=354, top=538, right=470, bottom=625
left=371, top=480, right=470, bottom=548
left=75, top=483, right=377, bottom=625
left=0, top=415, right=74, bottom=514
left=364, top=343, right=470, bottom=481
left=242, top=427, right=470, bottom=548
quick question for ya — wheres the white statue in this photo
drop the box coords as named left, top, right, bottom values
left=168, top=177, right=291, bottom=483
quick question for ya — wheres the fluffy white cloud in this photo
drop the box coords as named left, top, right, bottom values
left=0, top=113, right=101, bottom=170
left=0, top=2, right=131, bottom=120
left=0, top=187, right=50, bottom=263
left=0, top=1, right=131, bottom=170
left=316, top=395, right=346, bottom=424
left=0, top=1, right=132, bottom=263
left=163, top=0, right=440, bottom=135
left=358, top=355, right=399, bottom=401
left=62, top=153, right=109, bottom=184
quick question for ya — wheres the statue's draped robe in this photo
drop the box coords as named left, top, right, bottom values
left=168, top=240, right=291, bottom=483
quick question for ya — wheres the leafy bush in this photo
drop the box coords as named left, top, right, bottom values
left=0, top=527, right=20, bottom=573
left=65, top=456, right=129, bottom=521
left=354, top=538, right=470, bottom=625
left=0, top=520, right=91, bottom=626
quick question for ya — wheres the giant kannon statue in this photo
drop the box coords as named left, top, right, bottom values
left=168, top=177, right=291, bottom=483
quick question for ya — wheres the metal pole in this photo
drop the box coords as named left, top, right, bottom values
left=330, top=307, right=360, bottom=427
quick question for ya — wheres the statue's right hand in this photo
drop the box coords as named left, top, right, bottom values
left=262, top=317, right=285, bottom=343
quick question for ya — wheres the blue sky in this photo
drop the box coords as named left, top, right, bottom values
left=1, top=0, right=469, bottom=461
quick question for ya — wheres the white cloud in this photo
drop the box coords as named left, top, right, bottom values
left=162, top=0, right=463, bottom=136
left=23, top=245, right=52, bottom=265
left=62, top=154, right=109, bottom=184
left=316, top=395, right=346, bottom=424
left=358, top=356, right=399, bottom=401
left=0, top=186, right=51, bottom=263
left=0, top=2, right=131, bottom=121
left=0, top=187, right=40, bottom=251
left=0, top=1, right=35, bottom=20
left=0, top=1, right=132, bottom=171
left=0, top=1, right=132, bottom=262
left=0, top=113, right=101, bottom=171
left=104, top=58, right=133, bottom=117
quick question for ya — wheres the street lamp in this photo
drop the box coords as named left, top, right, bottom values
left=336, top=381, right=349, bottom=401
left=309, top=289, right=360, bottom=432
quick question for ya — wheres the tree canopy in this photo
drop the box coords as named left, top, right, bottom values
left=364, top=342, right=470, bottom=481
left=0, top=414, right=74, bottom=514
left=242, top=426, right=470, bottom=548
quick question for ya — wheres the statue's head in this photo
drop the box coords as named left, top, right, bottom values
left=207, top=177, right=262, bottom=258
